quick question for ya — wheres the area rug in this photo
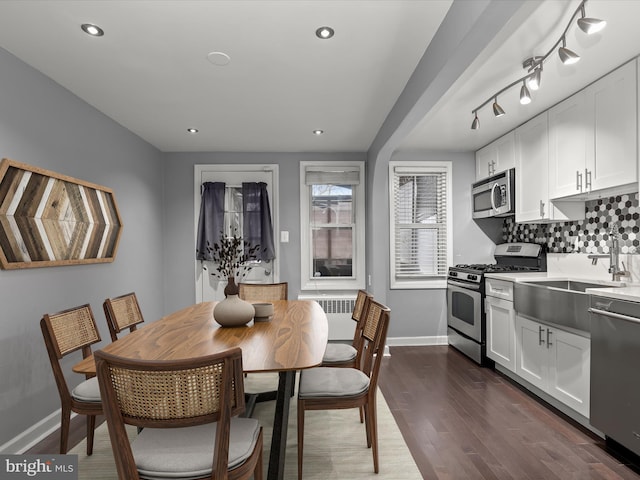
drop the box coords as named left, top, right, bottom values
left=70, top=373, right=422, bottom=479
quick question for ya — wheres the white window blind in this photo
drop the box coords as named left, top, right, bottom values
left=390, top=162, right=451, bottom=288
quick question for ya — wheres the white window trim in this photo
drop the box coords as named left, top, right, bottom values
left=300, top=161, right=365, bottom=291
left=389, top=161, right=452, bottom=289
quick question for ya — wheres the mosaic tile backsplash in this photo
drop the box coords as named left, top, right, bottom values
left=503, top=192, right=639, bottom=254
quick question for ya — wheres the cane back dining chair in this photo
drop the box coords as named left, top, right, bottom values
left=297, top=299, right=390, bottom=479
left=238, top=281, right=289, bottom=404
left=320, top=289, right=373, bottom=368
left=95, top=347, right=263, bottom=480
left=40, top=304, right=103, bottom=455
left=238, top=282, right=288, bottom=302
left=103, top=292, right=145, bottom=342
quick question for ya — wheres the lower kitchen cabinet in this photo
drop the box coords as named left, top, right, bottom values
left=515, top=314, right=590, bottom=417
left=486, top=279, right=516, bottom=372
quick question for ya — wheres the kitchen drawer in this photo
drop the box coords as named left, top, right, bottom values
left=486, top=278, right=513, bottom=301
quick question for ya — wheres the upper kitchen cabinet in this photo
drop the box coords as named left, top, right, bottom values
left=475, top=131, right=515, bottom=180
left=515, top=112, right=584, bottom=223
left=549, top=60, right=637, bottom=200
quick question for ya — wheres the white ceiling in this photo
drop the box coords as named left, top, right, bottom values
left=0, top=1, right=637, bottom=155
left=0, top=0, right=451, bottom=153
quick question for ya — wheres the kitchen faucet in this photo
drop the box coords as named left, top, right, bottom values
left=608, top=226, right=630, bottom=281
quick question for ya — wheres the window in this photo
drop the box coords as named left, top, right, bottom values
left=300, top=162, right=365, bottom=291
left=389, top=161, right=452, bottom=289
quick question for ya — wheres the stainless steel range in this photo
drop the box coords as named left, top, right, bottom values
left=447, top=242, right=546, bottom=365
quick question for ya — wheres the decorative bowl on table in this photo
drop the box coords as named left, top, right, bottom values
left=253, top=302, right=274, bottom=322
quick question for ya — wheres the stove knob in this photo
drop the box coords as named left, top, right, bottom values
left=450, top=271, right=457, bottom=277
left=469, top=274, right=477, bottom=281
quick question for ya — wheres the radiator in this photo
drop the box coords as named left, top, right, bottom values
left=298, top=295, right=355, bottom=340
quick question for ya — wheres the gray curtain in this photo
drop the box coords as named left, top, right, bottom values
left=196, top=182, right=225, bottom=261
left=242, top=182, right=275, bottom=261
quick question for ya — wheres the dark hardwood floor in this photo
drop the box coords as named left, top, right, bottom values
left=28, top=345, right=640, bottom=479
left=378, top=345, right=640, bottom=480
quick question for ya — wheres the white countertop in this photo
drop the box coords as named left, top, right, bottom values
left=484, top=272, right=548, bottom=282
left=586, top=286, right=640, bottom=303
left=484, top=271, right=640, bottom=302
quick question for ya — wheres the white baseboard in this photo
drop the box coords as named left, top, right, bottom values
left=386, top=335, right=448, bottom=347
left=0, top=409, right=69, bottom=454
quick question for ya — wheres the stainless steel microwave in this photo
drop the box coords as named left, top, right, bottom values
left=472, top=168, right=515, bottom=219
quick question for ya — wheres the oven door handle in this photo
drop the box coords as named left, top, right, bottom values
left=447, top=279, right=481, bottom=291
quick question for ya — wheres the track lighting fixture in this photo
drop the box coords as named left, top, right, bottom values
left=471, top=112, right=479, bottom=130
left=577, top=5, right=606, bottom=34
left=527, top=66, right=542, bottom=91
left=520, top=81, right=532, bottom=105
left=470, top=0, right=604, bottom=129
left=558, top=36, right=580, bottom=65
left=493, top=98, right=505, bottom=117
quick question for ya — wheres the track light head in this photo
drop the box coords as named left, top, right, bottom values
left=527, top=67, right=542, bottom=91
left=471, top=112, right=479, bottom=130
left=578, top=5, right=606, bottom=34
left=492, top=98, right=505, bottom=117
left=559, top=37, right=580, bottom=65
left=520, top=82, right=532, bottom=105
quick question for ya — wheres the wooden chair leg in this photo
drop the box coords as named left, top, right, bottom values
left=59, top=408, right=71, bottom=454
left=363, top=403, right=372, bottom=448
left=369, top=399, right=379, bottom=473
left=254, top=431, right=264, bottom=480
left=86, top=415, right=96, bottom=456
left=297, top=400, right=305, bottom=480
left=359, top=405, right=364, bottom=423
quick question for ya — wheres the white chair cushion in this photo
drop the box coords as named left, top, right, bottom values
left=322, top=343, right=357, bottom=364
left=298, top=367, right=369, bottom=399
left=71, top=376, right=101, bottom=402
left=134, top=418, right=260, bottom=480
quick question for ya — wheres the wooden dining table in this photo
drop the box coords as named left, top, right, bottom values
left=73, top=299, right=328, bottom=480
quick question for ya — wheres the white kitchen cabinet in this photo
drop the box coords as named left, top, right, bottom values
left=515, top=112, right=584, bottom=223
left=485, top=278, right=516, bottom=372
left=515, top=314, right=590, bottom=417
left=549, top=59, right=637, bottom=199
left=475, top=131, right=515, bottom=180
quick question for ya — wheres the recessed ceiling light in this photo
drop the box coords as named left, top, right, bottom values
left=81, top=23, right=104, bottom=37
left=313, top=129, right=324, bottom=135
left=187, top=128, right=199, bottom=134
left=315, top=27, right=334, bottom=39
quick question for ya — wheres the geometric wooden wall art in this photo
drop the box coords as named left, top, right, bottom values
left=0, top=158, right=123, bottom=269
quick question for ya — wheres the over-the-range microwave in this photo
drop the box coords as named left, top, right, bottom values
left=472, top=168, right=515, bottom=219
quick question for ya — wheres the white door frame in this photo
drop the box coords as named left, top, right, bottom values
left=194, top=164, right=280, bottom=303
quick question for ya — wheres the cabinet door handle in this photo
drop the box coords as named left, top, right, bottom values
left=546, top=329, right=553, bottom=348
left=576, top=170, right=582, bottom=191
left=585, top=168, right=592, bottom=191
left=539, top=200, right=545, bottom=217
left=539, top=326, right=545, bottom=346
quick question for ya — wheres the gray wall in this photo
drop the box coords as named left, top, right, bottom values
left=161, top=152, right=365, bottom=314
left=0, top=48, right=165, bottom=448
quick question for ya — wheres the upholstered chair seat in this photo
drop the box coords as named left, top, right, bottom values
left=70, top=377, right=101, bottom=403
left=132, top=419, right=261, bottom=480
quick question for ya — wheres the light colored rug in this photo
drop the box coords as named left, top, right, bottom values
left=70, top=373, right=422, bottom=479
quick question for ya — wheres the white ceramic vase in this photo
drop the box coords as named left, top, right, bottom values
left=213, top=294, right=255, bottom=327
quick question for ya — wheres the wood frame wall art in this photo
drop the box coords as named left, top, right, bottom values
left=0, top=158, right=123, bottom=269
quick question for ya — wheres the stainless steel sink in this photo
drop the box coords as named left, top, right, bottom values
left=514, top=280, right=622, bottom=332
left=518, top=279, right=612, bottom=293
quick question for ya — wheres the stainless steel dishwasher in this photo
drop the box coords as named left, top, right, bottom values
left=589, top=295, right=640, bottom=456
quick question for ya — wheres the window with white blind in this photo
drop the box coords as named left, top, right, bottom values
left=389, top=161, right=452, bottom=289
left=300, top=161, right=365, bottom=291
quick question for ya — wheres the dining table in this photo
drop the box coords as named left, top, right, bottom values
left=73, top=299, right=329, bottom=480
